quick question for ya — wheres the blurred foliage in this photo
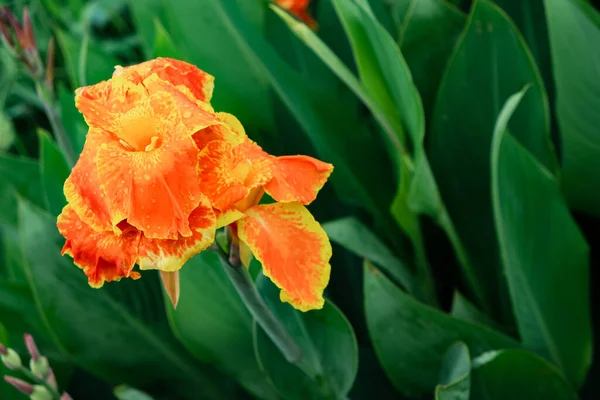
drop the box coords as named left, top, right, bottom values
left=1, top=0, right=600, bottom=399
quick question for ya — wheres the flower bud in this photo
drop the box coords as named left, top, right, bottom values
left=30, top=385, right=52, bottom=400
left=60, top=392, right=74, bottom=400
left=24, top=333, right=41, bottom=361
left=30, top=356, right=50, bottom=379
left=45, top=368, right=58, bottom=390
left=1, top=348, right=22, bottom=370
left=4, top=376, right=34, bottom=395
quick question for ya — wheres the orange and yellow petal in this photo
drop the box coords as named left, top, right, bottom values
left=63, top=128, right=114, bottom=232
left=75, top=76, right=147, bottom=131
left=216, top=208, right=245, bottom=229
left=198, top=141, right=273, bottom=211
left=137, top=199, right=216, bottom=272
left=193, top=112, right=246, bottom=151
left=113, top=57, right=214, bottom=104
left=264, top=156, right=333, bottom=205
left=57, top=205, right=141, bottom=288
left=237, top=202, right=332, bottom=311
left=276, top=0, right=317, bottom=29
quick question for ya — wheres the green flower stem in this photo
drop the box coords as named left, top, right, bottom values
left=35, top=81, right=76, bottom=167
left=212, top=243, right=303, bottom=364
left=17, top=366, right=61, bottom=400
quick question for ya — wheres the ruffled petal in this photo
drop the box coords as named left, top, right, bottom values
left=75, top=76, right=147, bottom=132
left=237, top=202, right=331, bottom=311
left=63, top=128, right=114, bottom=232
left=113, top=57, right=214, bottom=104
left=198, top=140, right=273, bottom=211
left=96, top=93, right=203, bottom=239
left=193, top=112, right=246, bottom=151
left=138, top=198, right=216, bottom=272
left=264, top=155, right=333, bottom=204
left=57, top=205, right=141, bottom=288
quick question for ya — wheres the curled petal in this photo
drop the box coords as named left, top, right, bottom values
left=63, top=128, right=113, bottom=232
left=198, top=141, right=272, bottom=211
left=193, top=112, right=246, bottom=150
left=138, top=200, right=216, bottom=272
left=216, top=208, right=245, bottom=229
left=264, top=156, right=333, bottom=204
left=237, top=202, right=331, bottom=311
left=75, top=76, right=147, bottom=131
left=57, top=205, right=141, bottom=288
left=113, top=57, right=214, bottom=104
left=96, top=93, right=203, bottom=239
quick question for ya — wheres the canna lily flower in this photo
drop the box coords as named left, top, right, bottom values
left=57, top=57, right=333, bottom=311
left=275, top=0, right=317, bottom=30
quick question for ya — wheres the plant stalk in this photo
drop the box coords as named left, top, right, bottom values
left=213, top=243, right=302, bottom=364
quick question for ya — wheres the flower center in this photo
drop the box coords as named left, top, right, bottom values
left=118, top=117, right=161, bottom=151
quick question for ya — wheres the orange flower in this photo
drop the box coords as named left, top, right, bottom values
left=58, top=57, right=334, bottom=311
left=276, top=0, right=317, bottom=30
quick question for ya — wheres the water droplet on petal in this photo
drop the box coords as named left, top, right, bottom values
left=183, top=111, right=192, bottom=119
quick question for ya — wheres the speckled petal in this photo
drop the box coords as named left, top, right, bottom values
left=237, top=202, right=332, bottom=311
left=57, top=205, right=141, bottom=287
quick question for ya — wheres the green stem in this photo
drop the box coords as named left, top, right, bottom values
left=18, top=366, right=61, bottom=400
left=212, top=244, right=303, bottom=364
left=35, top=81, right=76, bottom=167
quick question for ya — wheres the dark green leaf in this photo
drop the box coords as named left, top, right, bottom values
left=165, top=252, right=278, bottom=400
left=364, top=261, right=518, bottom=397
left=451, top=292, right=502, bottom=332
left=323, top=217, right=414, bottom=293
left=394, top=0, right=467, bottom=117
left=57, top=85, right=86, bottom=157
left=0, top=154, right=43, bottom=209
left=435, top=342, right=470, bottom=400
left=38, top=130, right=70, bottom=216
left=545, top=0, right=600, bottom=215
left=429, top=0, right=555, bottom=320
left=254, top=274, right=358, bottom=400
left=113, top=385, right=155, bottom=400
left=491, top=92, right=591, bottom=387
left=15, top=200, right=236, bottom=399
left=471, top=349, right=578, bottom=399
left=0, top=112, right=15, bottom=151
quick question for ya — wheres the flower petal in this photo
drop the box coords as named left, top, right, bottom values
left=216, top=208, right=245, bottom=229
left=113, top=57, right=214, bottom=104
left=57, top=205, right=141, bottom=288
left=96, top=93, right=203, bottom=239
left=237, top=202, right=331, bottom=311
left=63, top=128, right=114, bottom=232
left=138, top=199, right=216, bottom=272
left=193, top=112, right=246, bottom=151
left=264, top=156, right=333, bottom=204
left=198, top=141, right=273, bottom=211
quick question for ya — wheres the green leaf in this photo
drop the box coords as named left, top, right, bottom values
left=545, top=0, right=600, bottom=215
left=0, top=154, right=43, bottom=209
left=254, top=274, right=358, bottom=400
left=451, top=292, right=503, bottom=332
left=429, top=0, right=555, bottom=320
left=394, top=0, right=467, bottom=117
left=491, top=92, right=591, bottom=387
left=364, top=261, right=519, bottom=397
left=165, top=252, right=278, bottom=400
left=323, top=217, right=414, bottom=293
left=57, top=84, right=86, bottom=157
left=38, top=130, right=70, bottom=216
left=151, top=18, right=182, bottom=59
left=15, top=200, right=236, bottom=399
left=471, top=350, right=578, bottom=399
left=0, top=112, right=15, bottom=151
left=113, top=385, right=155, bottom=400
left=435, top=342, right=471, bottom=400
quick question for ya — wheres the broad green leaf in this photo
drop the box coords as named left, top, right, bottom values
left=254, top=274, right=358, bottom=400
left=151, top=19, right=182, bottom=59
left=471, top=350, right=578, bottom=399
left=0, top=178, right=19, bottom=226
left=165, top=252, right=278, bottom=400
left=491, top=95, right=591, bottom=386
left=38, top=131, right=70, bottom=216
left=15, top=200, right=237, bottom=399
left=545, top=0, right=600, bottom=215
left=451, top=292, right=502, bottom=332
left=365, top=261, right=518, bottom=397
left=0, top=154, right=43, bottom=209
left=429, top=0, right=555, bottom=320
left=323, top=217, right=414, bottom=293
left=58, top=85, right=86, bottom=157
left=435, top=342, right=470, bottom=400
left=394, top=0, right=466, bottom=117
